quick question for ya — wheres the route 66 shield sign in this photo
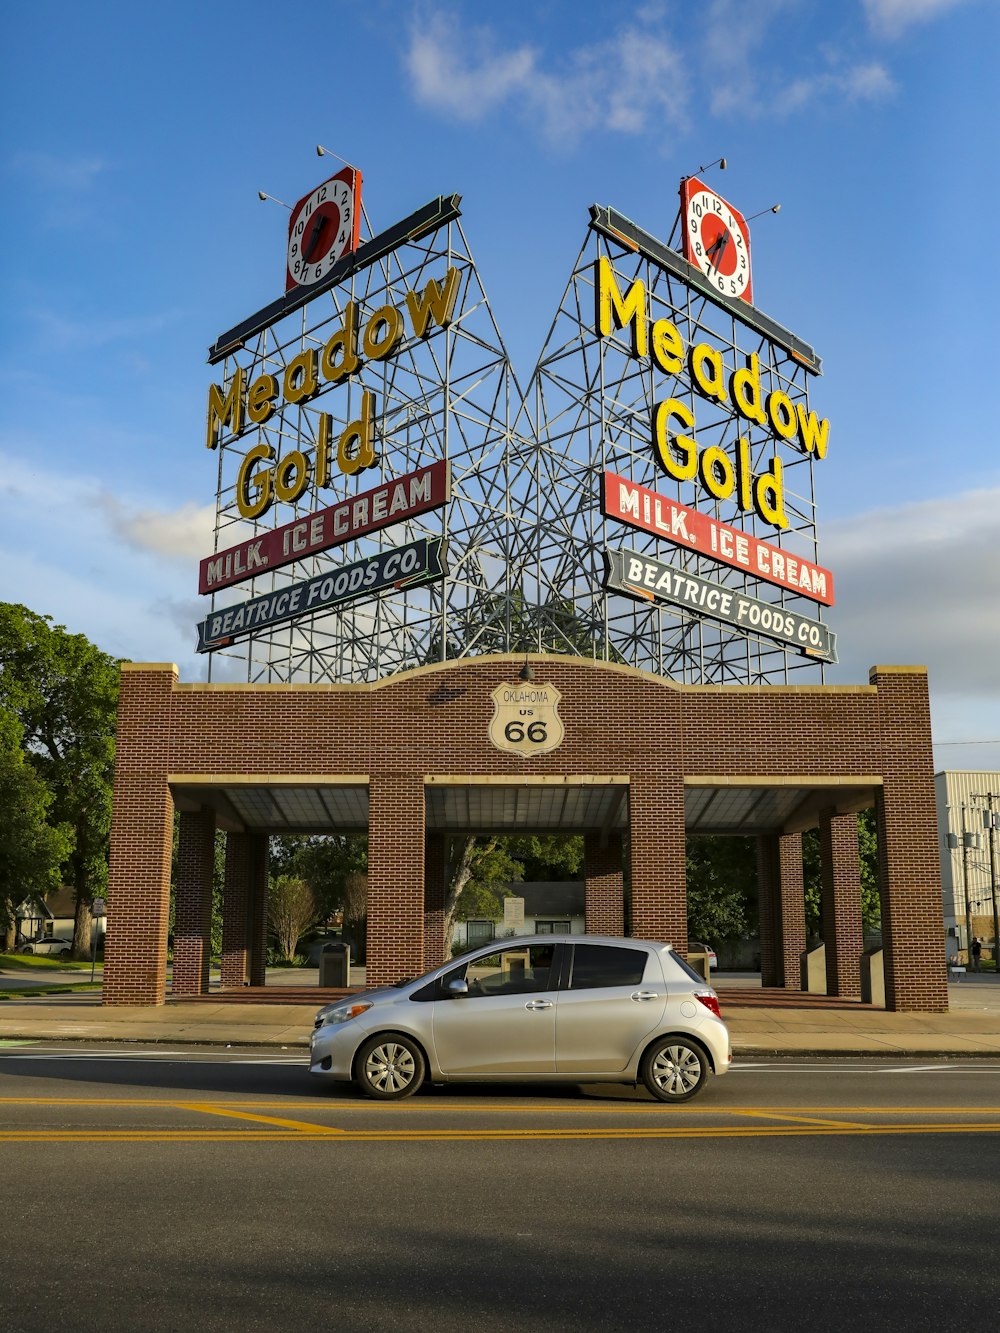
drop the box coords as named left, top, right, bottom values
left=489, top=681, right=565, bottom=756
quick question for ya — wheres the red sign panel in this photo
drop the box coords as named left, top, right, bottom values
left=600, top=471, right=834, bottom=606
left=199, top=460, right=450, bottom=595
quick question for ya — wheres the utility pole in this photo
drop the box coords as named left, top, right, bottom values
left=971, top=790, right=999, bottom=974
left=961, top=804, right=973, bottom=963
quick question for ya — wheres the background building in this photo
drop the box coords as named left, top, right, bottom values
left=935, top=770, right=1000, bottom=962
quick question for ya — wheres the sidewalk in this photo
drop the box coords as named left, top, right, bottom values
left=1, top=974, right=999, bottom=1056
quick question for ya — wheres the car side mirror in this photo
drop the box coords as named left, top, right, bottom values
left=445, top=977, right=469, bottom=997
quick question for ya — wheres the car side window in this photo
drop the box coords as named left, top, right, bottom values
left=567, top=944, right=648, bottom=990
left=465, top=944, right=557, bottom=998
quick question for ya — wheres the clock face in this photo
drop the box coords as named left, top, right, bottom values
left=680, top=176, right=753, bottom=304
left=286, top=167, right=362, bottom=292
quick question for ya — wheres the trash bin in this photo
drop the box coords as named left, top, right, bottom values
left=319, top=942, right=351, bottom=987
left=687, top=952, right=711, bottom=983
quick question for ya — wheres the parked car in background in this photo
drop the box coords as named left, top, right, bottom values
left=688, top=941, right=718, bottom=970
left=310, top=933, right=730, bottom=1103
left=19, top=937, right=73, bottom=957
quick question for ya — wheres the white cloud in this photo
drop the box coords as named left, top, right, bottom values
left=26, top=307, right=184, bottom=350
left=405, top=10, right=688, bottom=147
left=823, top=486, right=1000, bottom=701
left=11, top=150, right=108, bottom=191
left=774, top=60, right=895, bottom=114
left=862, top=0, right=972, bottom=39
left=96, top=493, right=216, bottom=562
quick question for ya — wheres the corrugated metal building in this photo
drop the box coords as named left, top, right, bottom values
left=935, top=770, right=1000, bottom=960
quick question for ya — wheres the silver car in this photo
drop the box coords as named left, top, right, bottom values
left=309, top=934, right=730, bottom=1103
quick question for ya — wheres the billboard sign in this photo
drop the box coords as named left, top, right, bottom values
left=196, top=537, right=447, bottom=653
left=604, top=547, right=837, bottom=662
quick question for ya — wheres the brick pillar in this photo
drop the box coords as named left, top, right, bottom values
left=104, top=664, right=177, bottom=1006
left=778, top=832, right=806, bottom=990
left=629, top=777, right=687, bottom=952
left=368, top=775, right=424, bottom=986
left=819, top=811, right=864, bottom=999
left=870, top=667, right=947, bottom=1012
left=584, top=832, right=624, bottom=936
left=423, top=833, right=449, bottom=972
left=756, top=835, right=780, bottom=987
left=221, top=832, right=254, bottom=988
left=247, top=834, right=270, bottom=987
left=172, top=808, right=215, bottom=996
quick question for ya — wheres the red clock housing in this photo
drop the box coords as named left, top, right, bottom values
left=680, top=176, right=753, bottom=305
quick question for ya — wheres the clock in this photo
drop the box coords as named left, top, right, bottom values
left=680, top=176, right=753, bottom=304
left=286, top=166, right=362, bottom=292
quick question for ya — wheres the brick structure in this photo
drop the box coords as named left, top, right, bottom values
left=584, top=833, right=625, bottom=936
left=819, top=811, right=864, bottom=999
left=173, top=808, right=215, bottom=996
left=103, top=657, right=947, bottom=1012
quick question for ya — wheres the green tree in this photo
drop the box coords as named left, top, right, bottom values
left=803, top=809, right=881, bottom=937
left=0, top=605, right=120, bottom=957
left=269, top=834, right=367, bottom=921
left=267, top=875, right=317, bottom=962
left=0, top=705, right=72, bottom=947
left=685, top=834, right=757, bottom=943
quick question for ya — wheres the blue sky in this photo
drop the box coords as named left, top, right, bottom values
left=1, top=0, right=998, bottom=768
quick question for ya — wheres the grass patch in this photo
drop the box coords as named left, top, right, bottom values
left=0, top=952, right=96, bottom=972
left=0, top=982, right=103, bottom=1000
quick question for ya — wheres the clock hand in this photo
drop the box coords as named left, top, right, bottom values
left=302, top=214, right=328, bottom=262
left=707, top=230, right=729, bottom=272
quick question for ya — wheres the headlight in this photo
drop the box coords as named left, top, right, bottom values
left=315, top=1001, right=373, bottom=1029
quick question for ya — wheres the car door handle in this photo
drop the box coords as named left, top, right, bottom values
left=524, top=999, right=553, bottom=1010
left=631, top=991, right=660, bottom=1002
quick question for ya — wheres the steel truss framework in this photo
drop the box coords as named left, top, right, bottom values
left=207, top=216, right=526, bottom=683
left=516, top=216, right=830, bottom=684
left=204, top=203, right=831, bottom=686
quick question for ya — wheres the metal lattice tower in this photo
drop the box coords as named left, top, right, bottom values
left=206, top=210, right=528, bottom=683
left=513, top=206, right=831, bottom=684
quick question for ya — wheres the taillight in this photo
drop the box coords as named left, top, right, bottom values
left=695, top=990, right=721, bottom=1018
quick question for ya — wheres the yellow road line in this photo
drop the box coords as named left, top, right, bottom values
left=2, top=1123, right=1000, bottom=1143
left=173, top=1102, right=344, bottom=1133
left=4, top=1098, right=1000, bottom=1115
left=730, top=1109, right=869, bottom=1129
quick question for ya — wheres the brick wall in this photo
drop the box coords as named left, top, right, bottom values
left=104, top=656, right=946, bottom=1011
left=584, top=832, right=624, bottom=936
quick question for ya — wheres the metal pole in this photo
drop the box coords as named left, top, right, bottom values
left=961, top=805, right=973, bottom=964
left=972, top=791, right=999, bottom=975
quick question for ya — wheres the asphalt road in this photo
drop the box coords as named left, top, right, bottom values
left=2, top=1047, right=999, bottom=1332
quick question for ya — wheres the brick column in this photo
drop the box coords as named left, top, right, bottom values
left=423, top=833, right=449, bottom=972
left=778, top=832, right=807, bottom=990
left=172, top=808, right=215, bottom=996
left=368, top=775, right=425, bottom=986
left=247, top=834, right=270, bottom=987
left=819, top=811, right=864, bottom=999
left=629, top=777, right=687, bottom=952
left=221, top=831, right=254, bottom=988
left=870, top=667, right=947, bottom=1012
left=756, top=835, right=780, bottom=987
left=584, top=832, right=624, bottom=936
left=103, top=664, right=177, bottom=1006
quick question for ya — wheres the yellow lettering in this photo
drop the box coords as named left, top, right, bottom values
left=362, top=305, right=404, bottom=361
left=246, top=373, right=278, bottom=425
left=283, top=349, right=319, bottom=405
left=274, top=451, right=310, bottom=504
left=236, top=442, right=274, bottom=519
left=729, top=353, right=766, bottom=426
left=206, top=368, right=244, bottom=450
left=753, top=455, right=788, bottom=529
left=796, top=406, right=830, bottom=459
left=689, top=342, right=727, bottom=404
left=699, top=446, right=736, bottom=501
left=651, top=318, right=684, bottom=374
left=405, top=267, right=461, bottom=338
left=337, top=390, right=376, bottom=476
left=595, top=255, right=648, bottom=358
left=652, top=399, right=697, bottom=481
left=320, top=301, right=361, bottom=384
left=765, top=389, right=797, bottom=441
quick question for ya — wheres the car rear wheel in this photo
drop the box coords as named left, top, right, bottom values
left=356, top=1034, right=425, bottom=1100
left=58, top=948, right=72, bottom=957
left=641, top=1038, right=708, bottom=1102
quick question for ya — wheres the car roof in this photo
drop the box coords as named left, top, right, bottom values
left=465, top=933, right=676, bottom=952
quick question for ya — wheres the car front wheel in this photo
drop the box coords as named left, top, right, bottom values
left=641, top=1038, right=708, bottom=1102
left=356, top=1034, right=426, bottom=1100
left=58, top=948, right=72, bottom=957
